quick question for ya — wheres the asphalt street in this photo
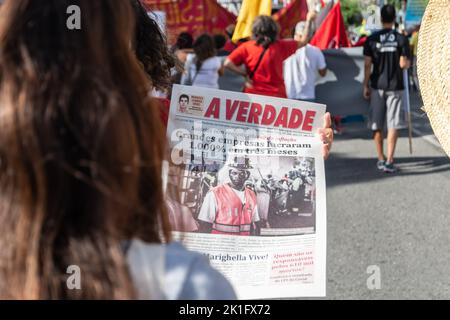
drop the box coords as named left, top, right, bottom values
left=325, top=93, right=450, bottom=299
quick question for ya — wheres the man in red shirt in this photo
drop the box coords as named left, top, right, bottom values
left=224, top=12, right=316, bottom=98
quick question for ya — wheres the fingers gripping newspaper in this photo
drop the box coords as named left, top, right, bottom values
left=165, top=85, right=326, bottom=299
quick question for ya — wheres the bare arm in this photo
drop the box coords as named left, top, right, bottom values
left=399, top=56, right=410, bottom=69
left=295, top=11, right=317, bottom=48
left=363, top=56, right=372, bottom=99
left=400, top=35, right=411, bottom=69
left=218, top=65, right=225, bottom=77
left=224, top=58, right=247, bottom=77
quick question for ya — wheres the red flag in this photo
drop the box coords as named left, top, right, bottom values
left=141, top=0, right=236, bottom=45
left=273, top=0, right=308, bottom=39
left=310, top=1, right=350, bottom=49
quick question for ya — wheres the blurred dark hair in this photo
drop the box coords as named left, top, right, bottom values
left=132, top=0, right=176, bottom=90
left=0, top=0, right=170, bottom=299
left=174, top=32, right=194, bottom=50
left=193, top=34, right=216, bottom=71
left=252, top=15, right=279, bottom=48
left=213, top=34, right=227, bottom=50
left=381, top=4, right=396, bottom=24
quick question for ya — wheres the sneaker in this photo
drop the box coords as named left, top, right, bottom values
left=376, top=160, right=386, bottom=170
left=383, top=162, right=397, bottom=173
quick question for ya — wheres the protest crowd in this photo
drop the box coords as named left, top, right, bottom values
left=0, top=0, right=447, bottom=302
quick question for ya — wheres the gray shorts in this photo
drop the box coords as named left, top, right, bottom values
left=369, top=89, right=405, bottom=131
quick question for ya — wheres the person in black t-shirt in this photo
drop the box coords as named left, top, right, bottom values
left=363, top=4, right=411, bottom=173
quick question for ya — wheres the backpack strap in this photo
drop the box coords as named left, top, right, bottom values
left=249, top=46, right=269, bottom=79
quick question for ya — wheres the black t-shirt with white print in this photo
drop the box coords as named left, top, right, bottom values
left=363, top=29, right=410, bottom=91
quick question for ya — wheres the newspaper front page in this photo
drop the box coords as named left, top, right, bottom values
left=165, top=84, right=327, bottom=299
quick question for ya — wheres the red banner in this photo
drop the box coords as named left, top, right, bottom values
left=273, top=0, right=308, bottom=39
left=142, top=0, right=236, bottom=44
left=310, top=1, right=350, bottom=49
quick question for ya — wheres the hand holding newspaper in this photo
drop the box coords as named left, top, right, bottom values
left=165, top=85, right=327, bottom=299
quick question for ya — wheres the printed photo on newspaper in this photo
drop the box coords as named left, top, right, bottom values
left=165, top=84, right=327, bottom=299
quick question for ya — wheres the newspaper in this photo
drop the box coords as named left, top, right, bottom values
left=165, top=84, right=327, bottom=299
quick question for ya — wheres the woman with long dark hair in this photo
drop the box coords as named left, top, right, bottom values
left=0, top=0, right=235, bottom=299
left=132, top=0, right=176, bottom=91
left=131, top=0, right=175, bottom=121
left=181, top=33, right=224, bottom=88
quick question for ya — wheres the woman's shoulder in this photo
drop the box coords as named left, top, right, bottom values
left=127, top=240, right=236, bottom=300
left=204, top=56, right=222, bottom=66
left=164, top=242, right=236, bottom=300
left=275, top=38, right=297, bottom=47
left=234, top=40, right=257, bottom=51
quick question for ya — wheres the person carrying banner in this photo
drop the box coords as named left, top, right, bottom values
left=284, top=21, right=327, bottom=102
left=223, top=11, right=317, bottom=98
left=363, top=4, right=411, bottom=173
left=198, top=157, right=262, bottom=236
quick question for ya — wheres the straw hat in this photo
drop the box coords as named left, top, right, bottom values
left=417, top=0, right=450, bottom=157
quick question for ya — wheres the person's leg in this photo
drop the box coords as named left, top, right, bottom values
left=386, top=128, right=398, bottom=163
left=374, top=130, right=385, bottom=161
left=369, top=89, right=387, bottom=162
left=384, top=91, right=404, bottom=171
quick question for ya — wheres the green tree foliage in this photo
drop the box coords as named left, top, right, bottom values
left=340, top=0, right=362, bottom=26
left=386, top=0, right=402, bottom=10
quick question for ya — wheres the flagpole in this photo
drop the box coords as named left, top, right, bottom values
left=403, top=69, right=413, bottom=154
